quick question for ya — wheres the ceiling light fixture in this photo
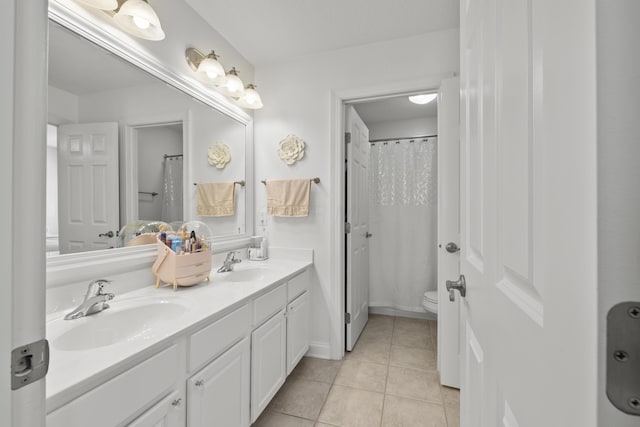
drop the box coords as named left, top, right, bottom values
left=114, top=0, right=165, bottom=41
left=408, top=93, right=437, bottom=105
left=185, top=48, right=227, bottom=85
left=74, top=0, right=118, bottom=10
left=237, top=84, right=263, bottom=109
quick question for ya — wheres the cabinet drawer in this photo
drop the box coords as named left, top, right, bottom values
left=47, top=345, right=178, bottom=427
left=287, top=269, right=309, bottom=302
left=253, top=284, right=286, bottom=327
left=189, top=303, right=250, bottom=372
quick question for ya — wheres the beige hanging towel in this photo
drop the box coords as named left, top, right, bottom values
left=196, top=182, right=236, bottom=216
left=266, top=179, right=311, bottom=217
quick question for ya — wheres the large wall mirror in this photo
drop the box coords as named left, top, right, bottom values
left=46, top=18, right=253, bottom=263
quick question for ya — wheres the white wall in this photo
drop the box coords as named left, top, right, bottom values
left=254, top=29, right=459, bottom=357
left=48, top=86, right=78, bottom=125
left=597, top=1, right=640, bottom=425
left=137, top=126, right=183, bottom=221
left=368, top=116, right=437, bottom=141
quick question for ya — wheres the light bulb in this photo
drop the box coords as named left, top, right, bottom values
left=223, top=68, right=244, bottom=96
left=197, top=51, right=225, bottom=82
left=133, top=15, right=150, bottom=29
left=238, top=84, right=263, bottom=109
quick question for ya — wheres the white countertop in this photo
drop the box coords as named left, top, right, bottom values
left=45, top=255, right=312, bottom=413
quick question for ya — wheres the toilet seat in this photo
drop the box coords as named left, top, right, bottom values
left=422, top=290, right=438, bottom=314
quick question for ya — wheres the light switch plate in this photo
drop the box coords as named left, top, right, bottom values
left=258, top=210, right=267, bottom=227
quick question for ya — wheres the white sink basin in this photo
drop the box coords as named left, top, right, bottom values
left=52, top=301, right=187, bottom=351
left=224, top=267, right=273, bottom=283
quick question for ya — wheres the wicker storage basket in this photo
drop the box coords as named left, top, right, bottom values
left=152, top=236, right=212, bottom=290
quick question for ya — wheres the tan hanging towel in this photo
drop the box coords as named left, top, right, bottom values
left=196, top=182, right=236, bottom=216
left=266, top=179, right=311, bottom=217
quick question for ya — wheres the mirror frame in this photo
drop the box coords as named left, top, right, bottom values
left=47, top=1, right=254, bottom=287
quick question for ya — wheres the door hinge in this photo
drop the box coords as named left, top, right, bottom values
left=607, top=301, right=640, bottom=415
left=11, top=339, right=49, bottom=390
left=345, top=132, right=351, bottom=144
left=345, top=222, right=351, bottom=234
left=345, top=313, right=351, bottom=324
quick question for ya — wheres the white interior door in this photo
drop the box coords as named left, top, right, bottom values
left=57, top=122, right=119, bottom=254
left=437, top=77, right=460, bottom=388
left=345, top=105, right=370, bottom=351
left=459, top=1, right=598, bottom=426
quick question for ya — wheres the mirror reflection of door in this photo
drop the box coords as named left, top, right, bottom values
left=56, top=122, right=119, bottom=254
left=136, top=123, right=184, bottom=223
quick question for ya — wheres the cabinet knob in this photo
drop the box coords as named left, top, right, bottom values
left=195, top=380, right=205, bottom=388
left=171, top=398, right=182, bottom=407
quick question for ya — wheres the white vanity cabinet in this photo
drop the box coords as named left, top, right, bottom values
left=187, top=337, right=251, bottom=427
left=286, top=291, right=310, bottom=375
left=251, top=309, right=287, bottom=422
left=47, top=264, right=312, bottom=427
left=127, top=390, right=185, bottom=427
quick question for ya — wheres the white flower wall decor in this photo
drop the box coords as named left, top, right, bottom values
left=278, top=134, right=305, bottom=165
left=207, top=142, right=231, bottom=169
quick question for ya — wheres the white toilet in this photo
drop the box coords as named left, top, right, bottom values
left=422, top=290, right=438, bottom=314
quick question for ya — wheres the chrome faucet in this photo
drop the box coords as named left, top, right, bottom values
left=217, top=251, right=241, bottom=273
left=64, top=279, right=115, bottom=320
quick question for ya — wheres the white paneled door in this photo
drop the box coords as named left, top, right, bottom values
left=57, top=122, right=119, bottom=254
left=437, top=77, right=461, bottom=388
left=345, top=105, right=370, bottom=351
left=458, top=0, right=598, bottom=426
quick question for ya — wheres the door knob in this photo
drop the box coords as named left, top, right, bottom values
left=365, top=232, right=373, bottom=238
left=98, top=230, right=115, bottom=238
left=446, top=274, right=467, bottom=301
left=445, top=242, right=460, bottom=253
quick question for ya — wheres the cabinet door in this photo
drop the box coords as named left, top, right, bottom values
left=286, top=291, right=310, bottom=375
left=251, top=310, right=286, bottom=422
left=127, top=390, right=185, bottom=427
left=187, top=337, right=250, bottom=427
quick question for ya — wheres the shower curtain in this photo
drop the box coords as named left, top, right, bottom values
left=369, top=138, right=438, bottom=313
left=160, top=156, right=183, bottom=223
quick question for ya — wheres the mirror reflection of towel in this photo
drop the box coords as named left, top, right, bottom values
left=266, top=179, right=310, bottom=217
left=196, top=182, right=235, bottom=216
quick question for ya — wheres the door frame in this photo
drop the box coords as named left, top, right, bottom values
left=122, top=114, right=188, bottom=225
left=4, top=0, right=48, bottom=425
left=329, top=73, right=456, bottom=359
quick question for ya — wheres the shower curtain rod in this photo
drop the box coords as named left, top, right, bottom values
left=164, top=154, right=183, bottom=159
left=369, top=134, right=438, bottom=144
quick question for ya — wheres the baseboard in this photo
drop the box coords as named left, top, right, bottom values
left=369, top=306, right=436, bottom=320
left=305, top=341, right=332, bottom=359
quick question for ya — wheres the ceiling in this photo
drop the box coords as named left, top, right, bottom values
left=184, top=0, right=460, bottom=66
left=49, top=23, right=158, bottom=95
left=353, top=94, right=437, bottom=126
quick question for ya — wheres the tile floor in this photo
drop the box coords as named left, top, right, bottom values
left=253, top=314, right=460, bottom=427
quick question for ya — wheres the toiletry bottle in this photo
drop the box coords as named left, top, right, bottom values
left=171, top=237, right=182, bottom=253
left=260, top=234, right=268, bottom=259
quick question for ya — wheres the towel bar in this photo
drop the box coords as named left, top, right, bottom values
left=193, top=180, right=245, bottom=187
left=261, top=177, right=320, bottom=185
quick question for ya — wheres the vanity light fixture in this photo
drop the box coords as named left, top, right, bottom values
left=237, top=84, right=263, bottom=109
left=222, top=67, right=245, bottom=97
left=114, top=0, right=165, bottom=41
left=74, top=0, right=118, bottom=10
left=185, top=48, right=227, bottom=85
left=408, top=93, right=437, bottom=105
left=186, top=49, right=263, bottom=109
